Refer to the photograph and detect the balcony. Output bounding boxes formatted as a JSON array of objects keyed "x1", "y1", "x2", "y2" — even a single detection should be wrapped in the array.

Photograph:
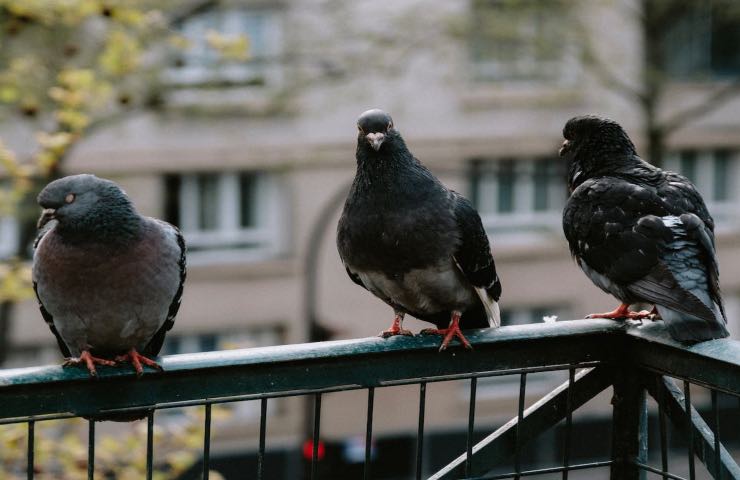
[{"x1": 1, "y1": 319, "x2": 738, "y2": 479}]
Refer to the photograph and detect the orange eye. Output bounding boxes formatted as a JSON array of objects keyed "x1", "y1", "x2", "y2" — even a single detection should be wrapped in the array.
[
  {"x1": 65, "y1": 193, "x2": 75, "y2": 204},
  {"x1": 358, "y1": 125, "x2": 365, "y2": 135}
]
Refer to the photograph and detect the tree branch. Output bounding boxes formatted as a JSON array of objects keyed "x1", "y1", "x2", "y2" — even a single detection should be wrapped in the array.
[
  {"x1": 580, "y1": 40, "x2": 646, "y2": 105},
  {"x1": 662, "y1": 80, "x2": 740, "y2": 135}
]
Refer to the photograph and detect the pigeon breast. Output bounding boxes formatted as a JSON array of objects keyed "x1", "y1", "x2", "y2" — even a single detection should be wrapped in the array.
[{"x1": 33, "y1": 218, "x2": 183, "y2": 357}]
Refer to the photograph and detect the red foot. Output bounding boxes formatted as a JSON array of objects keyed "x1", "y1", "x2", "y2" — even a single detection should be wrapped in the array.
[
  {"x1": 115, "y1": 348, "x2": 162, "y2": 376},
  {"x1": 379, "y1": 314, "x2": 413, "y2": 338},
  {"x1": 586, "y1": 303, "x2": 656, "y2": 320},
  {"x1": 64, "y1": 351, "x2": 116, "y2": 377},
  {"x1": 421, "y1": 311, "x2": 472, "y2": 352}
]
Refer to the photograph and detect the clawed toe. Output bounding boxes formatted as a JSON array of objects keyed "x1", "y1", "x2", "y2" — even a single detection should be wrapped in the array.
[
  {"x1": 379, "y1": 328, "x2": 413, "y2": 338},
  {"x1": 115, "y1": 349, "x2": 162, "y2": 376},
  {"x1": 64, "y1": 351, "x2": 116, "y2": 377}
]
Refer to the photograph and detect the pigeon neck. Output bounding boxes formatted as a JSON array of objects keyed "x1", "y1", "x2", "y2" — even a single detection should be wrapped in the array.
[
  {"x1": 57, "y1": 205, "x2": 143, "y2": 246},
  {"x1": 568, "y1": 144, "x2": 643, "y2": 190}
]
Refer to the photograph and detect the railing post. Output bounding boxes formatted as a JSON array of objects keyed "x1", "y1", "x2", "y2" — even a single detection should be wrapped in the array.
[{"x1": 610, "y1": 367, "x2": 647, "y2": 480}]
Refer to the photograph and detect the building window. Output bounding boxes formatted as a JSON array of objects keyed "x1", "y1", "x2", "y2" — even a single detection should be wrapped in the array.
[
  {"x1": 165, "y1": 171, "x2": 286, "y2": 262},
  {"x1": 663, "y1": 150, "x2": 739, "y2": 224},
  {"x1": 0, "y1": 216, "x2": 19, "y2": 259},
  {"x1": 472, "y1": 157, "x2": 567, "y2": 235},
  {"x1": 161, "y1": 326, "x2": 284, "y2": 356},
  {"x1": 661, "y1": 3, "x2": 740, "y2": 79},
  {"x1": 165, "y1": 7, "x2": 282, "y2": 86},
  {"x1": 469, "y1": 0, "x2": 578, "y2": 83}
]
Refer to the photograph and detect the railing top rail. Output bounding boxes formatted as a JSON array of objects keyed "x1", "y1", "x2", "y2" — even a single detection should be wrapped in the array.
[
  {"x1": 0, "y1": 319, "x2": 737, "y2": 423},
  {"x1": 627, "y1": 321, "x2": 740, "y2": 395},
  {"x1": 0, "y1": 319, "x2": 623, "y2": 388}
]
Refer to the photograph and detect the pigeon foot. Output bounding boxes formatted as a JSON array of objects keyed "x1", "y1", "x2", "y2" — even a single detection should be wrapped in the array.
[
  {"x1": 420, "y1": 311, "x2": 472, "y2": 352},
  {"x1": 586, "y1": 303, "x2": 656, "y2": 320},
  {"x1": 64, "y1": 351, "x2": 116, "y2": 377},
  {"x1": 115, "y1": 348, "x2": 162, "y2": 377},
  {"x1": 379, "y1": 313, "x2": 413, "y2": 338}
]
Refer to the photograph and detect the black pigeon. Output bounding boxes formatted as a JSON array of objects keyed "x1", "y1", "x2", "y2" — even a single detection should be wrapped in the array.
[
  {"x1": 32, "y1": 174, "x2": 186, "y2": 376},
  {"x1": 560, "y1": 115, "x2": 729, "y2": 343},
  {"x1": 337, "y1": 109, "x2": 501, "y2": 350}
]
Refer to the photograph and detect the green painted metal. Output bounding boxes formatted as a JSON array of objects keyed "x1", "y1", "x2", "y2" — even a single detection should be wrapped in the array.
[
  {"x1": 628, "y1": 322, "x2": 740, "y2": 396},
  {"x1": 1, "y1": 319, "x2": 739, "y2": 480},
  {"x1": 429, "y1": 366, "x2": 614, "y2": 480},
  {"x1": 610, "y1": 367, "x2": 647, "y2": 480},
  {"x1": 0, "y1": 320, "x2": 622, "y2": 423},
  {"x1": 645, "y1": 375, "x2": 740, "y2": 480}
]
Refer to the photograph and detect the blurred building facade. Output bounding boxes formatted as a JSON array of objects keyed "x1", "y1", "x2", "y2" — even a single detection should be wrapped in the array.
[{"x1": 3, "y1": 0, "x2": 740, "y2": 477}]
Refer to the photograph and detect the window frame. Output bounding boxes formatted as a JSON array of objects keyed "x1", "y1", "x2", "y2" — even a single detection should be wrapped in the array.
[
  {"x1": 173, "y1": 171, "x2": 287, "y2": 263},
  {"x1": 469, "y1": 0, "x2": 579, "y2": 84},
  {"x1": 473, "y1": 157, "x2": 567, "y2": 236},
  {"x1": 163, "y1": 7, "x2": 284, "y2": 87}
]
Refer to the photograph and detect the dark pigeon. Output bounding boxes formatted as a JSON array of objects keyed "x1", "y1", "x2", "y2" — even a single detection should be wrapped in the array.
[
  {"x1": 560, "y1": 115, "x2": 729, "y2": 343},
  {"x1": 337, "y1": 109, "x2": 502, "y2": 351},
  {"x1": 32, "y1": 174, "x2": 186, "y2": 377}
]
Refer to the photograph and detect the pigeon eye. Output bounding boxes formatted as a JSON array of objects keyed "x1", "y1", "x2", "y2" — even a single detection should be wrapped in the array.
[
  {"x1": 358, "y1": 125, "x2": 365, "y2": 135},
  {"x1": 65, "y1": 193, "x2": 75, "y2": 204},
  {"x1": 387, "y1": 122, "x2": 393, "y2": 131}
]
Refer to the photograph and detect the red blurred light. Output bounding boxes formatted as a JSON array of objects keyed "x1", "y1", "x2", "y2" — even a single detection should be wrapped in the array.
[{"x1": 302, "y1": 439, "x2": 326, "y2": 461}]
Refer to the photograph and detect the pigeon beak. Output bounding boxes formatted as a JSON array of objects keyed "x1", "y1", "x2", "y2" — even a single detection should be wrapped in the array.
[
  {"x1": 366, "y1": 132, "x2": 385, "y2": 151},
  {"x1": 37, "y1": 208, "x2": 56, "y2": 229},
  {"x1": 559, "y1": 140, "x2": 571, "y2": 157}
]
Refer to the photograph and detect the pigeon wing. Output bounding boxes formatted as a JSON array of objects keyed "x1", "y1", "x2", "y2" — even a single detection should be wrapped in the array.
[
  {"x1": 451, "y1": 192, "x2": 501, "y2": 326},
  {"x1": 565, "y1": 177, "x2": 727, "y2": 338},
  {"x1": 564, "y1": 177, "x2": 667, "y2": 285},
  {"x1": 32, "y1": 280, "x2": 71, "y2": 358},
  {"x1": 142, "y1": 221, "x2": 187, "y2": 357},
  {"x1": 32, "y1": 223, "x2": 72, "y2": 357}
]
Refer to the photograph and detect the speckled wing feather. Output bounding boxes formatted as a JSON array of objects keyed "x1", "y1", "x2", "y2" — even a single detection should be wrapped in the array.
[{"x1": 563, "y1": 170, "x2": 728, "y2": 341}]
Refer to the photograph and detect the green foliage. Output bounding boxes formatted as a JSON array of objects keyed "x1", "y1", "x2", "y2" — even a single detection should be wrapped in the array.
[{"x1": 0, "y1": 406, "x2": 230, "y2": 479}]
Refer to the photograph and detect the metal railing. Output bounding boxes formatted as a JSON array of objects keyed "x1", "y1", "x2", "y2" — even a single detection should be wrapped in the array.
[{"x1": 0, "y1": 319, "x2": 738, "y2": 479}]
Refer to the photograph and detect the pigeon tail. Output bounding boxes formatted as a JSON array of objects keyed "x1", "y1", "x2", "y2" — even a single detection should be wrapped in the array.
[
  {"x1": 473, "y1": 286, "x2": 500, "y2": 328},
  {"x1": 656, "y1": 304, "x2": 730, "y2": 343}
]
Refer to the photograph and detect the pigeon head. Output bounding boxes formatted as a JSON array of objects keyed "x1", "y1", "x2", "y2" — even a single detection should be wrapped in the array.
[
  {"x1": 37, "y1": 174, "x2": 141, "y2": 242},
  {"x1": 357, "y1": 109, "x2": 396, "y2": 153},
  {"x1": 559, "y1": 115, "x2": 638, "y2": 189}
]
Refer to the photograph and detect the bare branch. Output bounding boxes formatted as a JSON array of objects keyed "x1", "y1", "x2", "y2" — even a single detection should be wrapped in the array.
[
  {"x1": 662, "y1": 80, "x2": 740, "y2": 135},
  {"x1": 580, "y1": 40, "x2": 646, "y2": 104}
]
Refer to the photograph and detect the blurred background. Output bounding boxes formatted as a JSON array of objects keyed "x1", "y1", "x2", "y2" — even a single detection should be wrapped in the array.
[{"x1": 0, "y1": 0, "x2": 738, "y2": 478}]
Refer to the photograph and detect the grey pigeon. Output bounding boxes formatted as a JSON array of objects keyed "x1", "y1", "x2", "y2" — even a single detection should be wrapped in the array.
[
  {"x1": 337, "y1": 109, "x2": 501, "y2": 351},
  {"x1": 32, "y1": 174, "x2": 186, "y2": 376},
  {"x1": 560, "y1": 115, "x2": 729, "y2": 343}
]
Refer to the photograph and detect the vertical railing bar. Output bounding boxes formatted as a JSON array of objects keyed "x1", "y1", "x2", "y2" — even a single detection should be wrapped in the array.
[
  {"x1": 658, "y1": 376, "x2": 669, "y2": 479},
  {"x1": 514, "y1": 372, "x2": 527, "y2": 479},
  {"x1": 465, "y1": 377, "x2": 478, "y2": 477},
  {"x1": 311, "y1": 393, "x2": 322, "y2": 480},
  {"x1": 711, "y1": 390, "x2": 720, "y2": 480},
  {"x1": 203, "y1": 403, "x2": 212, "y2": 480},
  {"x1": 88, "y1": 420, "x2": 95, "y2": 480},
  {"x1": 257, "y1": 398, "x2": 268, "y2": 480},
  {"x1": 683, "y1": 381, "x2": 695, "y2": 480},
  {"x1": 27, "y1": 420, "x2": 34, "y2": 480},
  {"x1": 364, "y1": 387, "x2": 375, "y2": 480},
  {"x1": 563, "y1": 368, "x2": 575, "y2": 480},
  {"x1": 415, "y1": 382, "x2": 427, "y2": 480},
  {"x1": 146, "y1": 411, "x2": 154, "y2": 480}
]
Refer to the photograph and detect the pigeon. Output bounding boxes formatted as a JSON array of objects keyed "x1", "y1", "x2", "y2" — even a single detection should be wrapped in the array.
[
  {"x1": 32, "y1": 174, "x2": 186, "y2": 376},
  {"x1": 560, "y1": 115, "x2": 729, "y2": 343},
  {"x1": 337, "y1": 109, "x2": 501, "y2": 351}
]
